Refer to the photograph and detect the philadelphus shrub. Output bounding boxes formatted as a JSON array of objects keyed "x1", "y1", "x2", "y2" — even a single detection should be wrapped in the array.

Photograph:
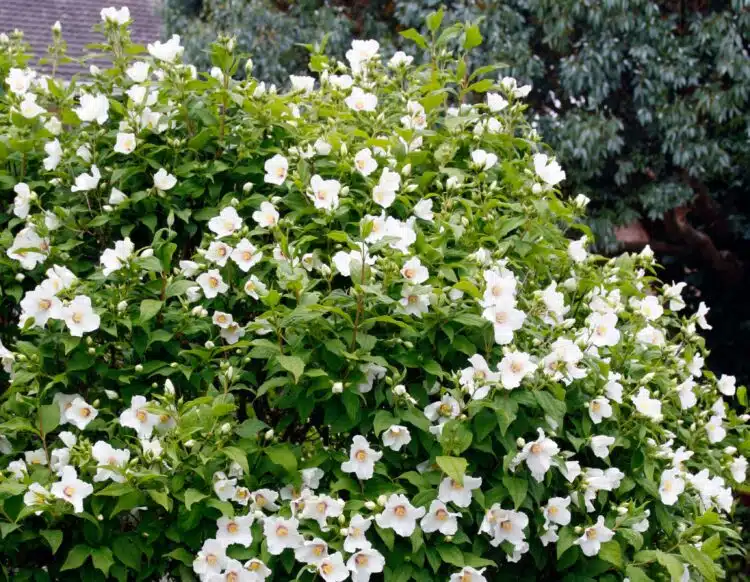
[{"x1": 0, "y1": 7, "x2": 748, "y2": 582}]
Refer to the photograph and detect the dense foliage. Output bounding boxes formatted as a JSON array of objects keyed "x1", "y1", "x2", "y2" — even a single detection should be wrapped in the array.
[
  {"x1": 164, "y1": 0, "x2": 750, "y2": 253},
  {"x1": 0, "y1": 7, "x2": 749, "y2": 582}
]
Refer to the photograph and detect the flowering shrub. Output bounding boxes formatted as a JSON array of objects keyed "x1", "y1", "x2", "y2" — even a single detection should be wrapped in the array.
[{"x1": 0, "y1": 8, "x2": 748, "y2": 582}]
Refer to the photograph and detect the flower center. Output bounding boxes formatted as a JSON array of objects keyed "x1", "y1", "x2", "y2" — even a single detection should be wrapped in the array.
[
  {"x1": 218, "y1": 246, "x2": 227, "y2": 256},
  {"x1": 436, "y1": 509, "x2": 448, "y2": 521},
  {"x1": 80, "y1": 407, "x2": 91, "y2": 417},
  {"x1": 72, "y1": 312, "x2": 83, "y2": 324},
  {"x1": 531, "y1": 443, "x2": 542, "y2": 455},
  {"x1": 586, "y1": 527, "x2": 597, "y2": 539},
  {"x1": 316, "y1": 501, "x2": 327, "y2": 513},
  {"x1": 276, "y1": 167, "x2": 285, "y2": 178},
  {"x1": 355, "y1": 554, "x2": 369, "y2": 566},
  {"x1": 495, "y1": 311, "x2": 508, "y2": 324},
  {"x1": 439, "y1": 403, "x2": 452, "y2": 416},
  {"x1": 404, "y1": 268, "x2": 415, "y2": 278},
  {"x1": 248, "y1": 562, "x2": 260, "y2": 571},
  {"x1": 136, "y1": 410, "x2": 148, "y2": 423},
  {"x1": 227, "y1": 522, "x2": 239, "y2": 534},
  {"x1": 63, "y1": 486, "x2": 75, "y2": 497},
  {"x1": 394, "y1": 505, "x2": 407, "y2": 517},
  {"x1": 510, "y1": 361, "x2": 523, "y2": 373},
  {"x1": 313, "y1": 545, "x2": 325, "y2": 556},
  {"x1": 549, "y1": 506, "x2": 558, "y2": 515},
  {"x1": 355, "y1": 450, "x2": 367, "y2": 462},
  {"x1": 408, "y1": 295, "x2": 418, "y2": 304},
  {"x1": 501, "y1": 520, "x2": 513, "y2": 531},
  {"x1": 321, "y1": 563, "x2": 334, "y2": 575},
  {"x1": 591, "y1": 401, "x2": 601, "y2": 412},
  {"x1": 39, "y1": 299, "x2": 52, "y2": 310},
  {"x1": 227, "y1": 572, "x2": 238, "y2": 582},
  {"x1": 206, "y1": 554, "x2": 218, "y2": 566},
  {"x1": 276, "y1": 525, "x2": 288, "y2": 537},
  {"x1": 242, "y1": 251, "x2": 252, "y2": 261},
  {"x1": 255, "y1": 495, "x2": 266, "y2": 506}
]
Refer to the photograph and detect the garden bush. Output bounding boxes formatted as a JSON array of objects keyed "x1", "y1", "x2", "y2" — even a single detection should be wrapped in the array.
[{"x1": 0, "y1": 7, "x2": 748, "y2": 582}]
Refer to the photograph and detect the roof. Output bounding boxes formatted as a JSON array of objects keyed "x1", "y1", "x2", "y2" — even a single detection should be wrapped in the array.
[{"x1": 0, "y1": 0, "x2": 163, "y2": 77}]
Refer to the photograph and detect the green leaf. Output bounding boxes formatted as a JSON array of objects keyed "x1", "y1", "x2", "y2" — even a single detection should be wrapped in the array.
[
  {"x1": 91, "y1": 547, "x2": 115, "y2": 576},
  {"x1": 165, "y1": 280, "x2": 198, "y2": 298},
  {"x1": 426, "y1": 8, "x2": 444, "y2": 33},
  {"x1": 61, "y1": 544, "x2": 91, "y2": 571},
  {"x1": 39, "y1": 404, "x2": 60, "y2": 434},
  {"x1": 625, "y1": 565, "x2": 654, "y2": 582},
  {"x1": 265, "y1": 444, "x2": 298, "y2": 473},
  {"x1": 222, "y1": 446, "x2": 250, "y2": 474},
  {"x1": 146, "y1": 488, "x2": 172, "y2": 512},
  {"x1": 166, "y1": 547, "x2": 194, "y2": 566},
  {"x1": 453, "y1": 280, "x2": 481, "y2": 299},
  {"x1": 495, "y1": 399, "x2": 518, "y2": 435},
  {"x1": 184, "y1": 488, "x2": 208, "y2": 511},
  {"x1": 139, "y1": 299, "x2": 163, "y2": 323},
  {"x1": 113, "y1": 537, "x2": 141, "y2": 570},
  {"x1": 400, "y1": 29, "x2": 428, "y2": 49},
  {"x1": 598, "y1": 540, "x2": 623, "y2": 569},
  {"x1": 373, "y1": 410, "x2": 398, "y2": 435},
  {"x1": 439, "y1": 420, "x2": 473, "y2": 454},
  {"x1": 556, "y1": 526, "x2": 577, "y2": 560},
  {"x1": 502, "y1": 474, "x2": 527, "y2": 509},
  {"x1": 277, "y1": 355, "x2": 305, "y2": 383},
  {"x1": 679, "y1": 545, "x2": 715, "y2": 582},
  {"x1": 435, "y1": 456, "x2": 467, "y2": 485},
  {"x1": 41, "y1": 530, "x2": 63, "y2": 554},
  {"x1": 463, "y1": 24, "x2": 483, "y2": 50},
  {"x1": 436, "y1": 544, "x2": 463, "y2": 567}
]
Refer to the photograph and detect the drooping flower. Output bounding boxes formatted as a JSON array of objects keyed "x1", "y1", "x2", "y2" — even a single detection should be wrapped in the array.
[{"x1": 375, "y1": 493, "x2": 425, "y2": 536}]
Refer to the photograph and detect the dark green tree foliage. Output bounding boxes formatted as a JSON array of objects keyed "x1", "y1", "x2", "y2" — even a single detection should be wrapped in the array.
[{"x1": 165, "y1": 0, "x2": 750, "y2": 255}]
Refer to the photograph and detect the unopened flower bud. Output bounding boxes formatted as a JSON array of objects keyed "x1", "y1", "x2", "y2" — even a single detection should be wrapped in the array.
[
  {"x1": 220, "y1": 423, "x2": 231, "y2": 434},
  {"x1": 364, "y1": 501, "x2": 377, "y2": 510},
  {"x1": 52, "y1": 21, "x2": 62, "y2": 33},
  {"x1": 15, "y1": 273, "x2": 24, "y2": 282},
  {"x1": 88, "y1": 347, "x2": 95, "y2": 355},
  {"x1": 516, "y1": 437, "x2": 525, "y2": 447},
  {"x1": 230, "y1": 197, "x2": 239, "y2": 207},
  {"x1": 339, "y1": 527, "x2": 348, "y2": 536},
  {"x1": 393, "y1": 384, "x2": 406, "y2": 396},
  {"x1": 377, "y1": 495, "x2": 387, "y2": 507},
  {"x1": 617, "y1": 506, "x2": 628, "y2": 515},
  {"x1": 165, "y1": 379, "x2": 175, "y2": 395},
  {"x1": 338, "y1": 514, "x2": 346, "y2": 524},
  {"x1": 185, "y1": 439, "x2": 195, "y2": 448},
  {"x1": 141, "y1": 248, "x2": 154, "y2": 258},
  {"x1": 264, "y1": 429, "x2": 275, "y2": 440},
  {"x1": 243, "y1": 182, "x2": 253, "y2": 193},
  {"x1": 574, "y1": 526, "x2": 583, "y2": 534},
  {"x1": 117, "y1": 300, "x2": 128, "y2": 312},
  {"x1": 332, "y1": 382, "x2": 344, "y2": 394},
  {"x1": 205, "y1": 341, "x2": 215, "y2": 349},
  {"x1": 135, "y1": 364, "x2": 144, "y2": 372}
]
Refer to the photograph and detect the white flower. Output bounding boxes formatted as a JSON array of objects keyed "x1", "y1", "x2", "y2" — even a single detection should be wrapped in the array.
[
  {"x1": 501, "y1": 76, "x2": 532, "y2": 98},
  {"x1": 381, "y1": 424, "x2": 411, "y2": 451},
  {"x1": 471, "y1": 149, "x2": 498, "y2": 171},
  {"x1": 717, "y1": 374, "x2": 736, "y2": 396},
  {"x1": 112, "y1": 131, "x2": 137, "y2": 156},
  {"x1": 676, "y1": 378, "x2": 697, "y2": 410},
  {"x1": 421, "y1": 499, "x2": 459, "y2": 535},
  {"x1": 424, "y1": 394, "x2": 461, "y2": 424},
  {"x1": 638, "y1": 295, "x2": 664, "y2": 321},
  {"x1": 706, "y1": 415, "x2": 726, "y2": 444},
  {"x1": 75, "y1": 93, "x2": 109, "y2": 124},
  {"x1": 126, "y1": 61, "x2": 150, "y2": 82},
  {"x1": 342, "y1": 435, "x2": 382, "y2": 480},
  {"x1": 43, "y1": 139, "x2": 63, "y2": 171},
  {"x1": 301, "y1": 494, "x2": 345, "y2": 531},
  {"x1": 413, "y1": 198, "x2": 434, "y2": 222},
  {"x1": 590, "y1": 435, "x2": 615, "y2": 459},
  {"x1": 263, "y1": 154, "x2": 288, "y2": 185},
  {"x1": 517, "y1": 429, "x2": 559, "y2": 481},
  {"x1": 212, "y1": 311, "x2": 233, "y2": 329},
  {"x1": 659, "y1": 468, "x2": 685, "y2": 505},
  {"x1": 243, "y1": 275, "x2": 267, "y2": 300},
  {"x1": 401, "y1": 100, "x2": 427, "y2": 130},
  {"x1": 193, "y1": 539, "x2": 227, "y2": 577},
  {"x1": 229, "y1": 239, "x2": 262, "y2": 272},
  {"x1": 264, "y1": 516, "x2": 304, "y2": 554},
  {"x1": 400, "y1": 256, "x2": 429, "y2": 284},
  {"x1": 64, "y1": 397, "x2": 97, "y2": 430},
  {"x1": 449, "y1": 567, "x2": 487, "y2": 582},
  {"x1": 533, "y1": 153, "x2": 566, "y2": 186},
  {"x1": 309, "y1": 175, "x2": 341, "y2": 211},
  {"x1": 482, "y1": 299, "x2": 526, "y2": 345},
  {"x1": 19, "y1": 284, "x2": 62, "y2": 328},
  {"x1": 250, "y1": 488, "x2": 280, "y2": 512},
  {"x1": 346, "y1": 548, "x2": 384, "y2": 582},
  {"x1": 344, "y1": 514, "x2": 372, "y2": 552},
  {"x1": 208, "y1": 207, "x2": 243, "y2": 238},
  {"x1": 695, "y1": 301, "x2": 712, "y2": 329},
  {"x1": 346, "y1": 39, "x2": 380, "y2": 72},
  {"x1": 294, "y1": 537, "x2": 329, "y2": 565},
  {"x1": 543, "y1": 496, "x2": 571, "y2": 526},
  {"x1": 329, "y1": 74, "x2": 354, "y2": 90},
  {"x1": 631, "y1": 388, "x2": 663, "y2": 421},
  {"x1": 119, "y1": 395, "x2": 159, "y2": 438},
  {"x1": 317, "y1": 552, "x2": 348, "y2": 582},
  {"x1": 244, "y1": 559, "x2": 271, "y2": 580},
  {"x1": 148, "y1": 35, "x2": 184, "y2": 63},
  {"x1": 388, "y1": 51, "x2": 413, "y2": 67},
  {"x1": 636, "y1": 325, "x2": 665, "y2": 346},
  {"x1": 216, "y1": 515, "x2": 254, "y2": 547},
  {"x1": 252, "y1": 201, "x2": 280, "y2": 228},
  {"x1": 19, "y1": 93, "x2": 45, "y2": 119},
  {"x1": 51, "y1": 466, "x2": 93, "y2": 513},
  {"x1": 588, "y1": 397, "x2": 613, "y2": 424},
  {"x1": 92, "y1": 441, "x2": 129, "y2": 482},
  {"x1": 487, "y1": 92, "x2": 508, "y2": 112},
  {"x1": 482, "y1": 268, "x2": 517, "y2": 305},
  {"x1": 664, "y1": 281, "x2": 687, "y2": 311},
  {"x1": 6, "y1": 68, "x2": 33, "y2": 95},
  {"x1": 437, "y1": 475, "x2": 482, "y2": 508},
  {"x1": 568, "y1": 236, "x2": 588, "y2": 262},
  {"x1": 24, "y1": 483, "x2": 51, "y2": 514},
  {"x1": 108, "y1": 187, "x2": 128, "y2": 205},
  {"x1": 7, "y1": 227, "x2": 49, "y2": 270},
  {"x1": 71, "y1": 165, "x2": 101, "y2": 192},
  {"x1": 345, "y1": 87, "x2": 378, "y2": 112},
  {"x1": 61, "y1": 295, "x2": 100, "y2": 337},
  {"x1": 575, "y1": 516, "x2": 614, "y2": 557},
  {"x1": 206, "y1": 241, "x2": 233, "y2": 266},
  {"x1": 479, "y1": 505, "x2": 528, "y2": 548},
  {"x1": 289, "y1": 74, "x2": 315, "y2": 93},
  {"x1": 498, "y1": 351, "x2": 535, "y2": 390},
  {"x1": 375, "y1": 493, "x2": 425, "y2": 536},
  {"x1": 12, "y1": 183, "x2": 34, "y2": 218},
  {"x1": 398, "y1": 285, "x2": 432, "y2": 318},
  {"x1": 730, "y1": 456, "x2": 747, "y2": 483},
  {"x1": 354, "y1": 148, "x2": 378, "y2": 176},
  {"x1": 196, "y1": 270, "x2": 229, "y2": 299},
  {"x1": 101, "y1": 6, "x2": 130, "y2": 24},
  {"x1": 587, "y1": 312, "x2": 620, "y2": 347},
  {"x1": 153, "y1": 168, "x2": 177, "y2": 191},
  {"x1": 100, "y1": 237, "x2": 135, "y2": 276}
]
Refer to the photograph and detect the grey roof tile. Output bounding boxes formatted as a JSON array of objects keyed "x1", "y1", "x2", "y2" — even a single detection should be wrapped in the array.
[{"x1": 0, "y1": 0, "x2": 163, "y2": 77}]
